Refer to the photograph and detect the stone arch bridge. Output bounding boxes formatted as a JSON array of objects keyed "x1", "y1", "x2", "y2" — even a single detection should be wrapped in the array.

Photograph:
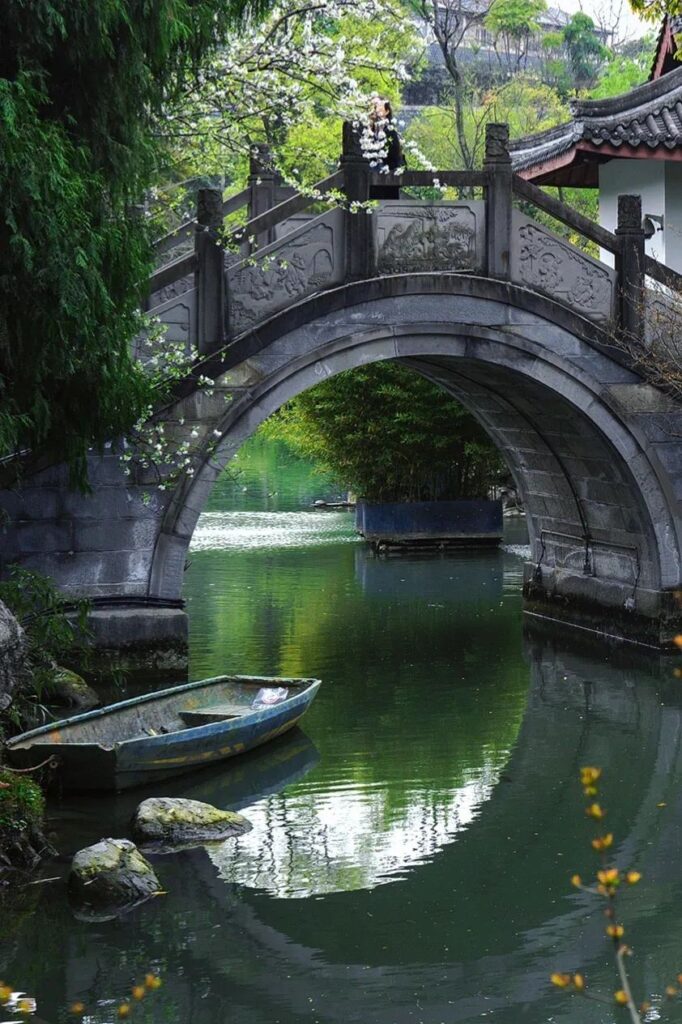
[{"x1": 3, "y1": 123, "x2": 682, "y2": 656}]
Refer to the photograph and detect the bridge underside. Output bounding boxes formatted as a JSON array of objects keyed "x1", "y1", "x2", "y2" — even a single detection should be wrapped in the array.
[{"x1": 3, "y1": 278, "x2": 682, "y2": 657}]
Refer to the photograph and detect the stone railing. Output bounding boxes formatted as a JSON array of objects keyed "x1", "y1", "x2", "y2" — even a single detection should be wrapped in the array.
[{"x1": 144, "y1": 122, "x2": 666, "y2": 357}]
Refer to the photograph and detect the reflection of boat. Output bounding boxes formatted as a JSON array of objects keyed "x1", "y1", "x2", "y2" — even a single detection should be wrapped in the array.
[
  {"x1": 51, "y1": 729, "x2": 320, "y2": 854},
  {"x1": 7, "y1": 675, "x2": 321, "y2": 791}
]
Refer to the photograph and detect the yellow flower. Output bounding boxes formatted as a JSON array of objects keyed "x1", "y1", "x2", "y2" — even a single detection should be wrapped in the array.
[
  {"x1": 550, "y1": 973, "x2": 572, "y2": 988},
  {"x1": 614, "y1": 990, "x2": 628, "y2": 1005},
  {"x1": 132, "y1": 986, "x2": 145, "y2": 1001},
  {"x1": 573, "y1": 974, "x2": 585, "y2": 991},
  {"x1": 118, "y1": 1004, "x2": 130, "y2": 1018},
  {"x1": 580, "y1": 767, "x2": 602, "y2": 785},
  {"x1": 0, "y1": 985, "x2": 12, "y2": 1004},
  {"x1": 626, "y1": 871, "x2": 641, "y2": 885},
  {"x1": 586, "y1": 803, "x2": 605, "y2": 820},
  {"x1": 570, "y1": 874, "x2": 582, "y2": 888},
  {"x1": 597, "y1": 868, "x2": 619, "y2": 887},
  {"x1": 583, "y1": 786, "x2": 598, "y2": 796},
  {"x1": 666, "y1": 986, "x2": 678, "y2": 997},
  {"x1": 69, "y1": 1003, "x2": 85, "y2": 1015},
  {"x1": 606, "y1": 924, "x2": 625, "y2": 939},
  {"x1": 673, "y1": 635, "x2": 682, "y2": 649},
  {"x1": 592, "y1": 834, "x2": 614, "y2": 851}
]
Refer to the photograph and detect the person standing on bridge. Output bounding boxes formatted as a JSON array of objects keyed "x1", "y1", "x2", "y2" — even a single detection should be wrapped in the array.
[{"x1": 369, "y1": 97, "x2": 404, "y2": 199}]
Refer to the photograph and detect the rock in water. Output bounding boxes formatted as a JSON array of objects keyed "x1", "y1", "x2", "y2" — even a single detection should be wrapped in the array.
[
  {"x1": 48, "y1": 667, "x2": 100, "y2": 709},
  {"x1": 132, "y1": 797, "x2": 252, "y2": 850},
  {"x1": 69, "y1": 838, "x2": 161, "y2": 911}
]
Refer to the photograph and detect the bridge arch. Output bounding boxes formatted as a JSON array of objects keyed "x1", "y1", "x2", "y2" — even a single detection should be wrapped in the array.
[{"x1": 149, "y1": 276, "x2": 682, "y2": 644}]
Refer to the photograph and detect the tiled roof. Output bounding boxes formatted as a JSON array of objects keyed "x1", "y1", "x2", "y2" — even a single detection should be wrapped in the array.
[{"x1": 510, "y1": 65, "x2": 682, "y2": 174}]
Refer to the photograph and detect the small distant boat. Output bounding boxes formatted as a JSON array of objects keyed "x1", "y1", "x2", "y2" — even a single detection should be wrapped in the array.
[{"x1": 6, "y1": 675, "x2": 321, "y2": 791}]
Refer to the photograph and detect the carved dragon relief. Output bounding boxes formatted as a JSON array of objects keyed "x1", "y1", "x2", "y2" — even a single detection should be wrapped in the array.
[
  {"x1": 514, "y1": 220, "x2": 615, "y2": 322},
  {"x1": 228, "y1": 218, "x2": 341, "y2": 334},
  {"x1": 377, "y1": 205, "x2": 480, "y2": 273}
]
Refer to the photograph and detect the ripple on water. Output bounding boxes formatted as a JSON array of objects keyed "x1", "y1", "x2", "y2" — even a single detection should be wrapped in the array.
[{"x1": 190, "y1": 510, "x2": 359, "y2": 551}]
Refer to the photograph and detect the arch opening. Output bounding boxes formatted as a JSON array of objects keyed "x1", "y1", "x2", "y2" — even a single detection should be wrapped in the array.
[{"x1": 152, "y1": 287, "x2": 676, "y2": 647}]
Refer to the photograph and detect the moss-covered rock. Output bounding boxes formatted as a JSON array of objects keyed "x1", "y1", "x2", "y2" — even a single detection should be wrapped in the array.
[
  {"x1": 132, "y1": 797, "x2": 252, "y2": 852},
  {"x1": 0, "y1": 601, "x2": 27, "y2": 710},
  {"x1": 47, "y1": 667, "x2": 99, "y2": 710},
  {"x1": 0, "y1": 768, "x2": 50, "y2": 868},
  {"x1": 69, "y1": 838, "x2": 161, "y2": 913}
]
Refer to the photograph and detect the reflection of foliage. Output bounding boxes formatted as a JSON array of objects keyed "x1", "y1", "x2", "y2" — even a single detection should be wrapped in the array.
[{"x1": 261, "y1": 364, "x2": 505, "y2": 502}]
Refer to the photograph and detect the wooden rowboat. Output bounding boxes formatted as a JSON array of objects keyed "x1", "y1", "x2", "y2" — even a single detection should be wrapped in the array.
[{"x1": 6, "y1": 674, "x2": 321, "y2": 791}]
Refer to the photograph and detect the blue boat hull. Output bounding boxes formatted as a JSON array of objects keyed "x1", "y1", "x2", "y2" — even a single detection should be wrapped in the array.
[{"x1": 6, "y1": 676, "x2": 321, "y2": 791}]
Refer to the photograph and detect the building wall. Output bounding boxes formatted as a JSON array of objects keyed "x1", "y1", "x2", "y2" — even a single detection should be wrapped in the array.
[
  {"x1": 599, "y1": 159, "x2": 667, "y2": 267},
  {"x1": 665, "y1": 162, "x2": 682, "y2": 271}
]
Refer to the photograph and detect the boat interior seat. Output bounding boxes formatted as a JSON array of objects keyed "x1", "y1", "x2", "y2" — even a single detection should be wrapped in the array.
[{"x1": 179, "y1": 704, "x2": 248, "y2": 727}]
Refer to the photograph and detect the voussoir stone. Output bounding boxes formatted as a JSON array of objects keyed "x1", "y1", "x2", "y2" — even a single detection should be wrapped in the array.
[
  {"x1": 69, "y1": 838, "x2": 161, "y2": 909},
  {"x1": 132, "y1": 797, "x2": 252, "y2": 849}
]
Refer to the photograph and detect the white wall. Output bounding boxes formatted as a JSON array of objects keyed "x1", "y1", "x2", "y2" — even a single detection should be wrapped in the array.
[
  {"x1": 598, "y1": 159, "x2": 666, "y2": 267},
  {"x1": 665, "y1": 163, "x2": 682, "y2": 272}
]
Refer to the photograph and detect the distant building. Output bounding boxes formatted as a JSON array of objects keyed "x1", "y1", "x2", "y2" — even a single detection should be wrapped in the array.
[
  {"x1": 510, "y1": 17, "x2": 682, "y2": 270},
  {"x1": 404, "y1": 1, "x2": 611, "y2": 105}
]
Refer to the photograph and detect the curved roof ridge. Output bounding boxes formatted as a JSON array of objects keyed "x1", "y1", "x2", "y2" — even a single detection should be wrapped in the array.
[{"x1": 568, "y1": 64, "x2": 682, "y2": 120}]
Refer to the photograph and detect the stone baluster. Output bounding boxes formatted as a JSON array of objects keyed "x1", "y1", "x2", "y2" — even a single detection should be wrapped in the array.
[
  {"x1": 247, "y1": 143, "x2": 278, "y2": 253},
  {"x1": 195, "y1": 187, "x2": 225, "y2": 356},
  {"x1": 341, "y1": 121, "x2": 376, "y2": 281},
  {"x1": 484, "y1": 123, "x2": 512, "y2": 281},
  {"x1": 615, "y1": 193, "x2": 646, "y2": 342}
]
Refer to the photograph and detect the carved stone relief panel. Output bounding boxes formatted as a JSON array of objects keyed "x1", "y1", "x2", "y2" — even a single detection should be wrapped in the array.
[
  {"x1": 645, "y1": 287, "x2": 682, "y2": 356},
  {"x1": 134, "y1": 291, "x2": 196, "y2": 365},
  {"x1": 512, "y1": 213, "x2": 616, "y2": 324},
  {"x1": 148, "y1": 274, "x2": 195, "y2": 311},
  {"x1": 227, "y1": 209, "x2": 344, "y2": 335},
  {"x1": 376, "y1": 201, "x2": 485, "y2": 274}
]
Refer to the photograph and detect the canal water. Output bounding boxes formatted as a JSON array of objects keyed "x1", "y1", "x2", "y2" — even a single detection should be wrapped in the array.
[{"x1": 5, "y1": 439, "x2": 682, "y2": 1023}]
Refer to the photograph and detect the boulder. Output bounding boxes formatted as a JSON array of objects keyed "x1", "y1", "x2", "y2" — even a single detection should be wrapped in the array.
[
  {"x1": 69, "y1": 838, "x2": 161, "y2": 911},
  {"x1": 0, "y1": 600, "x2": 27, "y2": 707},
  {"x1": 132, "y1": 797, "x2": 252, "y2": 851},
  {"x1": 48, "y1": 667, "x2": 99, "y2": 710}
]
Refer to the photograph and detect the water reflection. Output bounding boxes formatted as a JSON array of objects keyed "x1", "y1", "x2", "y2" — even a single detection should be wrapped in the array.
[
  {"x1": 6, "y1": 633, "x2": 682, "y2": 1024},
  {"x1": 7, "y1": 441, "x2": 682, "y2": 1024}
]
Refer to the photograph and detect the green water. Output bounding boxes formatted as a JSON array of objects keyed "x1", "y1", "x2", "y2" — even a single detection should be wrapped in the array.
[{"x1": 5, "y1": 438, "x2": 682, "y2": 1024}]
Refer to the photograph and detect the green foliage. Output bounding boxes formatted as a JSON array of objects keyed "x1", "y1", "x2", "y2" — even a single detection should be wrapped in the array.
[
  {"x1": 0, "y1": 567, "x2": 90, "y2": 729},
  {"x1": 485, "y1": 0, "x2": 547, "y2": 39},
  {"x1": 406, "y1": 78, "x2": 569, "y2": 170},
  {"x1": 0, "y1": 770, "x2": 44, "y2": 835},
  {"x1": 0, "y1": 0, "x2": 274, "y2": 486},
  {"x1": 591, "y1": 51, "x2": 650, "y2": 99},
  {"x1": 261, "y1": 364, "x2": 505, "y2": 502},
  {"x1": 562, "y1": 13, "x2": 609, "y2": 90}
]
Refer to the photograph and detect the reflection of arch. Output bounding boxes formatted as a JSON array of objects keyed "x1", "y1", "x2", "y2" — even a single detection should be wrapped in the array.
[
  {"x1": 151, "y1": 277, "x2": 681, "y2": 642},
  {"x1": 17, "y1": 634, "x2": 682, "y2": 1024}
]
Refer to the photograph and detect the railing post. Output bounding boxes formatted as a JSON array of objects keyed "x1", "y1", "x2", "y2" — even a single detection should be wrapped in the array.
[
  {"x1": 340, "y1": 121, "x2": 376, "y2": 281},
  {"x1": 615, "y1": 194, "x2": 645, "y2": 341},
  {"x1": 195, "y1": 187, "x2": 225, "y2": 356},
  {"x1": 484, "y1": 123, "x2": 512, "y2": 281},
  {"x1": 247, "y1": 143, "x2": 278, "y2": 252}
]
